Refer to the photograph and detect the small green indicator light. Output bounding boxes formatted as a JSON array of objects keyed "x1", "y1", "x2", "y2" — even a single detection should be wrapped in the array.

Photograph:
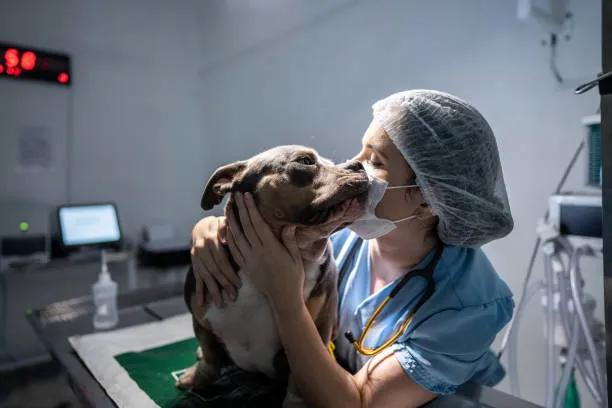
[{"x1": 20, "y1": 221, "x2": 29, "y2": 232}]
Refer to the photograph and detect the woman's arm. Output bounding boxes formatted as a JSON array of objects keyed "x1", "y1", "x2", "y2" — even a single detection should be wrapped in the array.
[
  {"x1": 272, "y1": 288, "x2": 362, "y2": 407},
  {"x1": 228, "y1": 192, "x2": 437, "y2": 408},
  {"x1": 271, "y1": 291, "x2": 436, "y2": 408}
]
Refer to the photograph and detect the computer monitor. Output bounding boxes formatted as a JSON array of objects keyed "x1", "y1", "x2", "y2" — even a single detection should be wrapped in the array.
[{"x1": 57, "y1": 203, "x2": 122, "y2": 249}]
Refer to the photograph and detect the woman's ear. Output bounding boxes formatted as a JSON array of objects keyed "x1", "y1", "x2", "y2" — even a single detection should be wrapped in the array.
[
  {"x1": 419, "y1": 206, "x2": 435, "y2": 220},
  {"x1": 417, "y1": 202, "x2": 434, "y2": 219},
  {"x1": 405, "y1": 189, "x2": 433, "y2": 219},
  {"x1": 403, "y1": 188, "x2": 426, "y2": 206}
]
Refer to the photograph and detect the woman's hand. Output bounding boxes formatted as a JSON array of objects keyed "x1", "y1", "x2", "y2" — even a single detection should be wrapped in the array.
[
  {"x1": 191, "y1": 216, "x2": 241, "y2": 308},
  {"x1": 226, "y1": 192, "x2": 304, "y2": 304}
]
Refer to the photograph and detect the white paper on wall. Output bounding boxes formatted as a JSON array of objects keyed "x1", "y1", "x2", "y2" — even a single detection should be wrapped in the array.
[{"x1": 16, "y1": 125, "x2": 54, "y2": 172}]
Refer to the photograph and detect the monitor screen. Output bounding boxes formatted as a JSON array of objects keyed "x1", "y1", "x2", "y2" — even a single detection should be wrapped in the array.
[
  {"x1": 559, "y1": 204, "x2": 602, "y2": 238},
  {"x1": 58, "y1": 204, "x2": 121, "y2": 247}
]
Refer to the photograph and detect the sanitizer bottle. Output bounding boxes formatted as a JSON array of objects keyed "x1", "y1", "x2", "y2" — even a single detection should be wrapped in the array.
[{"x1": 93, "y1": 250, "x2": 119, "y2": 330}]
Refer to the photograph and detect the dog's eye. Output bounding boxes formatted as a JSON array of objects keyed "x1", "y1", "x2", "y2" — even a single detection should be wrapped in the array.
[{"x1": 295, "y1": 156, "x2": 316, "y2": 166}]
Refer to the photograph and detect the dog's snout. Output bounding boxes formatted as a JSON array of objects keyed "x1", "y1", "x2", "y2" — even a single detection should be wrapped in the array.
[{"x1": 340, "y1": 160, "x2": 364, "y2": 173}]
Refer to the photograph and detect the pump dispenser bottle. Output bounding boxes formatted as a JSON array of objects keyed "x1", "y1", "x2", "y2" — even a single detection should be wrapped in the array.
[{"x1": 93, "y1": 250, "x2": 119, "y2": 330}]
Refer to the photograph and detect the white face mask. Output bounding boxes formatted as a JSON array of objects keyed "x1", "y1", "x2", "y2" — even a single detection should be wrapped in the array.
[{"x1": 348, "y1": 164, "x2": 419, "y2": 240}]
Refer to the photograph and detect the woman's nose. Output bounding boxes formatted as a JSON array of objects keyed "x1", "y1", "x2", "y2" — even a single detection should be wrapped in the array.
[{"x1": 350, "y1": 152, "x2": 363, "y2": 162}]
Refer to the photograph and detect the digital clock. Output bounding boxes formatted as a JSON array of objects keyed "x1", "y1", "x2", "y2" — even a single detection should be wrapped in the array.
[{"x1": 0, "y1": 42, "x2": 71, "y2": 86}]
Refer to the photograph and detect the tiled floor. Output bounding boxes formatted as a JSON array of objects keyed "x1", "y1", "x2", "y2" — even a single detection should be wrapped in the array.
[{"x1": 0, "y1": 362, "x2": 82, "y2": 408}]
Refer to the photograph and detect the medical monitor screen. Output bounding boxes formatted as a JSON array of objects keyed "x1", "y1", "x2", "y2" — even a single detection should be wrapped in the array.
[
  {"x1": 559, "y1": 204, "x2": 602, "y2": 239},
  {"x1": 58, "y1": 204, "x2": 121, "y2": 247}
]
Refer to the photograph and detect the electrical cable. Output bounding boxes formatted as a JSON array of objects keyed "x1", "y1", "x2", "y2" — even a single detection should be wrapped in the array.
[
  {"x1": 552, "y1": 247, "x2": 580, "y2": 408},
  {"x1": 544, "y1": 249, "x2": 556, "y2": 408},
  {"x1": 554, "y1": 314, "x2": 580, "y2": 408},
  {"x1": 576, "y1": 356, "x2": 604, "y2": 406},
  {"x1": 569, "y1": 248, "x2": 606, "y2": 404},
  {"x1": 549, "y1": 33, "x2": 563, "y2": 83},
  {"x1": 498, "y1": 140, "x2": 584, "y2": 361},
  {"x1": 569, "y1": 248, "x2": 605, "y2": 395},
  {"x1": 552, "y1": 243, "x2": 604, "y2": 406},
  {"x1": 586, "y1": 355, "x2": 606, "y2": 401},
  {"x1": 507, "y1": 282, "x2": 545, "y2": 396},
  {"x1": 556, "y1": 249, "x2": 604, "y2": 405},
  {"x1": 553, "y1": 250, "x2": 574, "y2": 355}
]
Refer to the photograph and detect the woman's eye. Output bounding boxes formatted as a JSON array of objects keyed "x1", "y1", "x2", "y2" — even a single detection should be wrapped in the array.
[
  {"x1": 296, "y1": 156, "x2": 315, "y2": 166},
  {"x1": 366, "y1": 160, "x2": 383, "y2": 168}
]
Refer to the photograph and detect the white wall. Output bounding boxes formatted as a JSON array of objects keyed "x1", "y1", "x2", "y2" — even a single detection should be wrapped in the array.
[
  {"x1": 0, "y1": 0, "x2": 603, "y2": 405},
  {"x1": 0, "y1": 0, "x2": 208, "y2": 238}
]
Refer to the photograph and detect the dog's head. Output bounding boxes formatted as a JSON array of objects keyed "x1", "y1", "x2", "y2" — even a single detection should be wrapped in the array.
[{"x1": 201, "y1": 145, "x2": 368, "y2": 256}]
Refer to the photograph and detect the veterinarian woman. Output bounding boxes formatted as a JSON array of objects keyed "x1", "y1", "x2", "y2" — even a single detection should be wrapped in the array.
[{"x1": 190, "y1": 89, "x2": 515, "y2": 407}]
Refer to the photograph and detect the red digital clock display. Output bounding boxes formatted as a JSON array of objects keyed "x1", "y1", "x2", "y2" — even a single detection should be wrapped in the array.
[{"x1": 0, "y1": 42, "x2": 71, "y2": 86}]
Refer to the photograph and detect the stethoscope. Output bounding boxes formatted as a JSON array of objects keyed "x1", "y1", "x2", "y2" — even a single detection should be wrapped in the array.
[{"x1": 340, "y1": 239, "x2": 444, "y2": 357}]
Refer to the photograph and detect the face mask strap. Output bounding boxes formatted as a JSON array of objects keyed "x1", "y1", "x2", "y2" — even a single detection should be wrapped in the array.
[{"x1": 392, "y1": 215, "x2": 419, "y2": 224}]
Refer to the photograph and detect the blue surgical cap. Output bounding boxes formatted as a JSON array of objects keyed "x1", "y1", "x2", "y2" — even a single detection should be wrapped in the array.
[{"x1": 372, "y1": 89, "x2": 514, "y2": 247}]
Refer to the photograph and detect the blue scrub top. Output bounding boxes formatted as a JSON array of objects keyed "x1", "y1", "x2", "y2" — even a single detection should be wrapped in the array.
[{"x1": 330, "y1": 229, "x2": 514, "y2": 395}]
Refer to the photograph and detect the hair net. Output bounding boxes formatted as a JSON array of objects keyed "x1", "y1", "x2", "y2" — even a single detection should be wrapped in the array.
[{"x1": 371, "y1": 89, "x2": 513, "y2": 247}]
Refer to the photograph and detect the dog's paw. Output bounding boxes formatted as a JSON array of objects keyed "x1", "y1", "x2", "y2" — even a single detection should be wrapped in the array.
[
  {"x1": 177, "y1": 362, "x2": 219, "y2": 392},
  {"x1": 175, "y1": 365, "x2": 197, "y2": 390}
]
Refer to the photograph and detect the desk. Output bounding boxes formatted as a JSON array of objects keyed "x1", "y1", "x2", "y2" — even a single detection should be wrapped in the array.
[
  {"x1": 0, "y1": 255, "x2": 187, "y2": 370},
  {"x1": 27, "y1": 283, "x2": 541, "y2": 408}
]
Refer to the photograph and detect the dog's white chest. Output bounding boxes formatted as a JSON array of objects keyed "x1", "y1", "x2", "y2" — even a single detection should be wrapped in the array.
[{"x1": 204, "y1": 263, "x2": 319, "y2": 377}]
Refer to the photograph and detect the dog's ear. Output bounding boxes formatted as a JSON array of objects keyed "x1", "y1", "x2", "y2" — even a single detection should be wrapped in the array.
[{"x1": 201, "y1": 161, "x2": 247, "y2": 210}]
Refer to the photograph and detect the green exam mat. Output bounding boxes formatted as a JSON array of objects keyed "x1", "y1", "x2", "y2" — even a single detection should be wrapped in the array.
[
  {"x1": 69, "y1": 313, "x2": 197, "y2": 407},
  {"x1": 69, "y1": 313, "x2": 288, "y2": 408},
  {"x1": 114, "y1": 336, "x2": 199, "y2": 407}
]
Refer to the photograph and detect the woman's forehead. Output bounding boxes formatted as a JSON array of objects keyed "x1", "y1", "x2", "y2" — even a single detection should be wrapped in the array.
[
  {"x1": 362, "y1": 121, "x2": 392, "y2": 148},
  {"x1": 362, "y1": 120, "x2": 413, "y2": 174}
]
